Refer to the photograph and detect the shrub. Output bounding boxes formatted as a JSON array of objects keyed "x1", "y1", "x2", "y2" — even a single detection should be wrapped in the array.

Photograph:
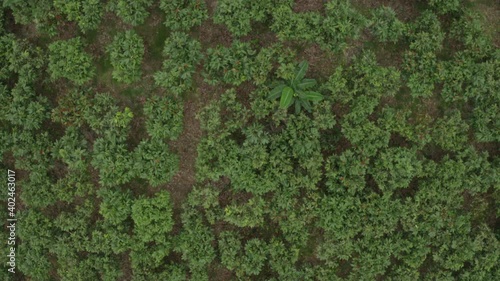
[
  {"x1": 0, "y1": 83, "x2": 48, "y2": 131},
  {"x1": 98, "y1": 187, "x2": 133, "y2": 226},
  {"x1": 3, "y1": 0, "x2": 56, "y2": 35},
  {"x1": 52, "y1": 126, "x2": 88, "y2": 172},
  {"x1": 432, "y1": 110, "x2": 469, "y2": 151},
  {"x1": 91, "y1": 136, "x2": 134, "y2": 187},
  {"x1": 51, "y1": 89, "x2": 91, "y2": 127},
  {"x1": 322, "y1": 0, "x2": 367, "y2": 51},
  {"x1": 429, "y1": 0, "x2": 461, "y2": 15},
  {"x1": 218, "y1": 232, "x2": 268, "y2": 277},
  {"x1": 370, "y1": 147, "x2": 422, "y2": 193}
]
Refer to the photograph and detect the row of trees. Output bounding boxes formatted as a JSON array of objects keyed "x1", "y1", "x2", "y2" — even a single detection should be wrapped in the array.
[
  {"x1": 187, "y1": 3, "x2": 499, "y2": 278},
  {"x1": 1, "y1": 24, "x2": 183, "y2": 279},
  {"x1": 47, "y1": 31, "x2": 145, "y2": 85}
]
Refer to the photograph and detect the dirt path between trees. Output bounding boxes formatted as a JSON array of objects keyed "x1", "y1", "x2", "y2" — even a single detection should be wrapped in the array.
[{"x1": 162, "y1": 95, "x2": 203, "y2": 209}]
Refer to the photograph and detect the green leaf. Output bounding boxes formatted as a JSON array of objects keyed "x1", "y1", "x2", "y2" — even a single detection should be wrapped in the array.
[
  {"x1": 297, "y1": 78, "x2": 317, "y2": 90},
  {"x1": 293, "y1": 61, "x2": 308, "y2": 84},
  {"x1": 267, "y1": 84, "x2": 286, "y2": 100},
  {"x1": 301, "y1": 99, "x2": 312, "y2": 112},
  {"x1": 280, "y1": 87, "x2": 294, "y2": 109},
  {"x1": 295, "y1": 100, "x2": 301, "y2": 114},
  {"x1": 304, "y1": 91, "x2": 323, "y2": 102}
]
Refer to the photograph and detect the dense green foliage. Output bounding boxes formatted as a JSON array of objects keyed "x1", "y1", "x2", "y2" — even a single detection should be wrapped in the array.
[
  {"x1": 133, "y1": 138, "x2": 179, "y2": 187},
  {"x1": 369, "y1": 6, "x2": 406, "y2": 43},
  {"x1": 268, "y1": 61, "x2": 323, "y2": 113},
  {"x1": 160, "y1": 0, "x2": 208, "y2": 31},
  {"x1": 214, "y1": 0, "x2": 274, "y2": 36},
  {"x1": 107, "y1": 0, "x2": 153, "y2": 26},
  {"x1": 154, "y1": 32, "x2": 203, "y2": 95},
  {"x1": 2, "y1": 0, "x2": 56, "y2": 35},
  {"x1": 107, "y1": 30, "x2": 145, "y2": 84},
  {"x1": 48, "y1": 38, "x2": 95, "y2": 85},
  {"x1": 1, "y1": 1, "x2": 498, "y2": 280},
  {"x1": 54, "y1": 0, "x2": 103, "y2": 32},
  {"x1": 271, "y1": 0, "x2": 366, "y2": 52},
  {"x1": 143, "y1": 95, "x2": 184, "y2": 140}
]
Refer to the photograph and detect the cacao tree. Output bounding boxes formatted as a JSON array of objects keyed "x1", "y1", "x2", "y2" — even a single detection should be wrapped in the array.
[
  {"x1": 370, "y1": 6, "x2": 406, "y2": 43},
  {"x1": 133, "y1": 138, "x2": 179, "y2": 187},
  {"x1": 107, "y1": 0, "x2": 153, "y2": 26},
  {"x1": 431, "y1": 110, "x2": 469, "y2": 151},
  {"x1": 54, "y1": 0, "x2": 103, "y2": 32},
  {"x1": 91, "y1": 135, "x2": 134, "y2": 187},
  {"x1": 160, "y1": 0, "x2": 208, "y2": 31},
  {"x1": 204, "y1": 41, "x2": 257, "y2": 86},
  {"x1": 52, "y1": 126, "x2": 88, "y2": 172},
  {"x1": 218, "y1": 231, "x2": 268, "y2": 277},
  {"x1": 214, "y1": 0, "x2": 272, "y2": 36},
  {"x1": 48, "y1": 38, "x2": 95, "y2": 85},
  {"x1": 107, "y1": 30, "x2": 144, "y2": 84},
  {"x1": 132, "y1": 191, "x2": 174, "y2": 244},
  {"x1": 154, "y1": 32, "x2": 202, "y2": 95},
  {"x1": 2, "y1": 0, "x2": 56, "y2": 35},
  {"x1": 143, "y1": 95, "x2": 184, "y2": 140},
  {"x1": 370, "y1": 147, "x2": 423, "y2": 194}
]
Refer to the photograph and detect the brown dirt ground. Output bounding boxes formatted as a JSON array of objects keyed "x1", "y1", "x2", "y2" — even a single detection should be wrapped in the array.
[
  {"x1": 195, "y1": 18, "x2": 233, "y2": 48},
  {"x1": 293, "y1": 0, "x2": 327, "y2": 13},
  {"x1": 297, "y1": 43, "x2": 338, "y2": 81},
  {"x1": 351, "y1": 0, "x2": 422, "y2": 22},
  {"x1": 208, "y1": 263, "x2": 234, "y2": 281},
  {"x1": 205, "y1": 0, "x2": 218, "y2": 16},
  {"x1": 162, "y1": 96, "x2": 203, "y2": 209},
  {"x1": 137, "y1": 13, "x2": 164, "y2": 81}
]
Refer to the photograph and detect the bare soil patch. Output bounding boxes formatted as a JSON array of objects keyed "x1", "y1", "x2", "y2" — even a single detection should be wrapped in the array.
[
  {"x1": 351, "y1": 0, "x2": 422, "y2": 22},
  {"x1": 195, "y1": 18, "x2": 233, "y2": 48},
  {"x1": 162, "y1": 97, "x2": 203, "y2": 209},
  {"x1": 293, "y1": 0, "x2": 327, "y2": 13},
  {"x1": 297, "y1": 43, "x2": 338, "y2": 81}
]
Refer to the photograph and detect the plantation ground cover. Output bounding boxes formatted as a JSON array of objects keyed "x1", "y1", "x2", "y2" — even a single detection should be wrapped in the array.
[{"x1": 0, "y1": 0, "x2": 499, "y2": 280}]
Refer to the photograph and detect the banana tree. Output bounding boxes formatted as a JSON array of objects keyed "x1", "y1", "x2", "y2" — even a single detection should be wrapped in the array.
[{"x1": 267, "y1": 61, "x2": 323, "y2": 113}]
